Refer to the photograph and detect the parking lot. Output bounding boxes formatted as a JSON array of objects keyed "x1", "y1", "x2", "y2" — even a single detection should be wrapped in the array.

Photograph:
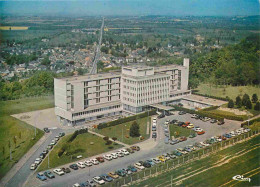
[{"x1": 24, "y1": 112, "x2": 241, "y2": 187}]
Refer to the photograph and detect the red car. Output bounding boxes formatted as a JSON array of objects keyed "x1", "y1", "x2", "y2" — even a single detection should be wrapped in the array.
[
  {"x1": 179, "y1": 136, "x2": 187, "y2": 141},
  {"x1": 96, "y1": 156, "x2": 105, "y2": 163},
  {"x1": 197, "y1": 131, "x2": 205, "y2": 135},
  {"x1": 182, "y1": 123, "x2": 189, "y2": 128}
]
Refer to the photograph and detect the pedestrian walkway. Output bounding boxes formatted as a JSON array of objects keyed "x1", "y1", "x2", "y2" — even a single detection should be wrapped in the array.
[
  {"x1": 0, "y1": 133, "x2": 51, "y2": 187},
  {"x1": 88, "y1": 130, "x2": 129, "y2": 147}
]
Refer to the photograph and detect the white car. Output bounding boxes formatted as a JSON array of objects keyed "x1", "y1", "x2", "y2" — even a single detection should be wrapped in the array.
[
  {"x1": 53, "y1": 168, "x2": 65, "y2": 176},
  {"x1": 111, "y1": 153, "x2": 118, "y2": 159},
  {"x1": 244, "y1": 128, "x2": 251, "y2": 133},
  {"x1": 120, "y1": 149, "x2": 129, "y2": 155},
  {"x1": 216, "y1": 137, "x2": 222, "y2": 142},
  {"x1": 200, "y1": 142, "x2": 209, "y2": 147},
  {"x1": 116, "y1": 151, "x2": 124, "y2": 157},
  {"x1": 152, "y1": 122, "x2": 157, "y2": 127},
  {"x1": 191, "y1": 114, "x2": 197, "y2": 118},
  {"x1": 162, "y1": 154, "x2": 170, "y2": 160},
  {"x1": 30, "y1": 163, "x2": 37, "y2": 170},
  {"x1": 134, "y1": 162, "x2": 145, "y2": 170},
  {"x1": 152, "y1": 158, "x2": 161, "y2": 164},
  {"x1": 77, "y1": 162, "x2": 85, "y2": 168},
  {"x1": 230, "y1": 131, "x2": 236, "y2": 137},
  {"x1": 55, "y1": 136, "x2": 60, "y2": 141},
  {"x1": 84, "y1": 160, "x2": 92, "y2": 167},
  {"x1": 34, "y1": 158, "x2": 42, "y2": 165},
  {"x1": 194, "y1": 128, "x2": 203, "y2": 132},
  {"x1": 104, "y1": 154, "x2": 112, "y2": 161},
  {"x1": 93, "y1": 176, "x2": 105, "y2": 185},
  {"x1": 153, "y1": 118, "x2": 157, "y2": 122},
  {"x1": 177, "y1": 148, "x2": 188, "y2": 154},
  {"x1": 90, "y1": 159, "x2": 99, "y2": 165},
  {"x1": 73, "y1": 183, "x2": 80, "y2": 187}
]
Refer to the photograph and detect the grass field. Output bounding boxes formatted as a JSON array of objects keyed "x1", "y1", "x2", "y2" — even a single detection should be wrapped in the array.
[
  {"x1": 169, "y1": 124, "x2": 192, "y2": 138},
  {"x1": 38, "y1": 132, "x2": 123, "y2": 171},
  {"x1": 132, "y1": 135, "x2": 260, "y2": 187},
  {"x1": 0, "y1": 96, "x2": 54, "y2": 179},
  {"x1": 0, "y1": 26, "x2": 29, "y2": 30},
  {"x1": 94, "y1": 117, "x2": 150, "y2": 145},
  {"x1": 196, "y1": 84, "x2": 260, "y2": 101}
]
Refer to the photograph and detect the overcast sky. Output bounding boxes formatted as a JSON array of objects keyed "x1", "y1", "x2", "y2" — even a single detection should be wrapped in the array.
[{"x1": 1, "y1": 0, "x2": 259, "y2": 16}]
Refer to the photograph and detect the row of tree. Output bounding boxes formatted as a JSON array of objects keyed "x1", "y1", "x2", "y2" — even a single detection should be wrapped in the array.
[{"x1": 228, "y1": 93, "x2": 260, "y2": 111}]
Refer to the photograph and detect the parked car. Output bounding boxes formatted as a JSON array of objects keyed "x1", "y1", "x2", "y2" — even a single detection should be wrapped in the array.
[
  {"x1": 189, "y1": 133, "x2": 197, "y2": 138},
  {"x1": 42, "y1": 149, "x2": 48, "y2": 154},
  {"x1": 100, "y1": 174, "x2": 113, "y2": 182},
  {"x1": 176, "y1": 148, "x2": 188, "y2": 154},
  {"x1": 126, "y1": 148, "x2": 134, "y2": 154},
  {"x1": 120, "y1": 149, "x2": 130, "y2": 155},
  {"x1": 39, "y1": 153, "x2": 45, "y2": 159},
  {"x1": 53, "y1": 168, "x2": 65, "y2": 176},
  {"x1": 177, "y1": 122, "x2": 185, "y2": 126},
  {"x1": 59, "y1": 132, "x2": 65, "y2": 137},
  {"x1": 178, "y1": 111, "x2": 186, "y2": 115},
  {"x1": 108, "y1": 172, "x2": 119, "y2": 179},
  {"x1": 130, "y1": 146, "x2": 140, "y2": 151},
  {"x1": 69, "y1": 164, "x2": 78, "y2": 170},
  {"x1": 210, "y1": 119, "x2": 217, "y2": 123},
  {"x1": 194, "y1": 142, "x2": 203, "y2": 148},
  {"x1": 162, "y1": 153, "x2": 171, "y2": 160},
  {"x1": 218, "y1": 121, "x2": 225, "y2": 125},
  {"x1": 152, "y1": 126, "x2": 157, "y2": 131},
  {"x1": 187, "y1": 123, "x2": 194, "y2": 129},
  {"x1": 44, "y1": 170, "x2": 55, "y2": 179},
  {"x1": 197, "y1": 130, "x2": 205, "y2": 135},
  {"x1": 111, "y1": 153, "x2": 118, "y2": 159},
  {"x1": 96, "y1": 156, "x2": 105, "y2": 163},
  {"x1": 34, "y1": 158, "x2": 42, "y2": 165},
  {"x1": 43, "y1": 128, "x2": 50, "y2": 133},
  {"x1": 157, "y1": 156, "x2": 166, "y2": 162},
  {"x1": 151, "y1": 158, "x2": 161, "y2": 164},
  {"x1": 104, "y1": 154, "x2": 112, "y2": 161},
  {"x1": 143, "y1": 161, "x2": 152, "y2": 168},
  {"x1": 47, "y1": 145, "x2": 53, "y2": 150},
  {"x1": 93, "y1": 176, "x2": 105, "y2": 185},
  {"x1": 30, "y1": 163, "x2": 37, "y2": 170},
  {"x1": 134, "y1": 162, "x2": 145, "y2": 170},
  {"x1": 170, "y1": 139, "x2": 179, "y2": 145},
  {"x1": 127, "y1": 165, "x2": 138, "y2": 172},
  {"x1": 179, "y1": 136, "x2": 187, "y2": 141},
  {"x1": 36, "y1": 172, "x2": 47, "y2": 181},
  {"x1": 90, "y1": 159, "x2": 99, "y2": 165},
  {"x1": 223, "y1": 133, "x2": 232, "y2": 138},
  {"x1": 87, "y1": 180, "x2": 96, "y2": 187},
  {"x1": 191, "y1": 114, "x2": 197, "y2": 118},
  {"x1": 79, "y1": 182, "x2": 89, "y2": 187},
  {"x1": 164, "y1": 137, "x2": 169, "y2": 144},
  {"x1": 116, "y1": 151, "x2": 124, "y2": 157},
  {"x1": 172, "y1": 150, "x2": 182, "y2": 156},
  {"x1": 152, "y1": 132, "x2": 157, "y2": 138},
  {"x1": 115, "y1": 169, "x2": 127, "y2": 177},
  {"x1": 184, "y1": 147, "x2": 192, "y2": 152},
  {"x1": 61, "y1": 167, "x2": 71, "y2": 173},
  {"x1": 122, "y1": 168, "x2": 132, "y2": 175},
  {"x1": 73, "y1": 183, "x2": 80, "y2": 187},
  {"x1": 84, "y1": 160, "x2": 92, "y2": 167},
  {"x1": 200, "y1": 142, "x2": 210, "y2": 147},
  {"x1": 77, "y1": 162, "x2": 86, "y2": 168}
]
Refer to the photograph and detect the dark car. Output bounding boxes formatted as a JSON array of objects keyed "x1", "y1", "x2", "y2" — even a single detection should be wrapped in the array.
[
  {"x1": 61, "y1": 167, "x2": 71, "y2": 173},
  {"x1": 39, "y1": 153, "x2": 46, "y2": 159},
  {"x1": 177, "y1": 122, "x2": 185, "y2": 126},
  {"x1": 178, "y1": 111, "x2": 186, "y2": 115},
  {"x1": 195, "y1": 115, "x2": 200, "y2": 119},
  {"x1": 165, "y1": 111, "x2": 172, "y2": 116},
  {"x1": 171, "y1": 119, "x2": 178, "y2": 124},
  {"x1": 59, "y1": 132, "x2": 65, "y2": 137},
  {"x1": 80, "y1": 182, "x2": 89, "y2": 187},
  {"x1": 130, "y1": 146, "x2": 140, "y2": 151},
  {"x1": 44, "y1": 170, "x2": 55, "y2": 179},
  {"x1": 43, "y1": 128, "x2": 50, "y2": 133},
  {"x1": 127, "y1": 165, "x2": 137, "y2": 172},
  {"x1": 115, "y1": 169, "x2": 127, "y2": 177},
  {"x1": 143, "y1": 161, "x2": 151, "y2": 168},
  {"x1": 69, "y1": 164, "x2": 78, "y2": 170},
  {"x1": 87, "y1": 180, "x2": 96, "y2": 187},
  {"x1": 100, "y1": 174, "x2": 113, "y2": 182},
  {"x1": 36, "y1": 172, "x2": 47, "y2": 181},
  {"x1": 223, "y1": 133, "x2": 232, "y2": 138},
  {"x1": 152, "y1": 132, "x2": 157, "y2": 138},
  {"x1": 126, "y1": 148, "x2": 134, "y2": 154},
  {"x1": 157, "y1": 114, "x2": 165, "y2": 119}
]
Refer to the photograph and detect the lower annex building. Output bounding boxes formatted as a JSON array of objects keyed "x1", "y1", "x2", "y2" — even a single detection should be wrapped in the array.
[{"x1": 54, "y1": 58, "x2": 190, "y2": 126}]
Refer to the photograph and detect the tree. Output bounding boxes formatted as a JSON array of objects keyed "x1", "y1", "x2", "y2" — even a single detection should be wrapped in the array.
[
  {"x1": 228, "y1": 99, "x2": 234, "y2": 108},
  {"x1": 103, "y1": 136, "x2": 109, "y2": 141},
  {"x1": 245, "y1": 99, "x2": 252, "y2": 109},
  {"x1": 254, "y1": 101, "x2": 260, "y2": 111},
  {"x1": 252, "y1": 94, "x2": 258, "y2": 103},
  {"x1": 41, "y1": 56, "x2": 51, "y2": 66},
  {"x1": 235, "y1": 96, "x2": 242, "y2": 108},
  {"x1": 105, "y1": 140, "x2": 112, "y2": 145},
  {"x1": 130, "y1": 121, "x2": 140, "y2": 137},
  {"x1": 112, "y1": 137, "x2": 117, "y2": 142},
  {"x1": 242, "y1": 94, "x2": 250, "y2": 106},
  {"x1": 2, "y1": 146, "x2": 5, "y2": 156}
]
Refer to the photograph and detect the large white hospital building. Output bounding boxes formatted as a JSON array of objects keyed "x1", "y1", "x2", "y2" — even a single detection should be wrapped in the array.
[{"x1": 54, "y1": 58, "x2": 190, "y2": 126}]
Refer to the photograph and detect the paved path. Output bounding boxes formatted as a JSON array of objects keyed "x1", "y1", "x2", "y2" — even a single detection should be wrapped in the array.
[{"x1": 88, "y1": 130, "x2": 129, "y2": 147}]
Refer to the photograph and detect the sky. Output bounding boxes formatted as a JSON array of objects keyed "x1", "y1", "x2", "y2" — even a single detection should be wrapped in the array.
[{"x1": 0, "y1": 0, "x2": 259, "y2": 17}]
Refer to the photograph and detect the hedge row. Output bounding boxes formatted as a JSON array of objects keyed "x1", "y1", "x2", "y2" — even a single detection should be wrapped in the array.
[
  {"x1": 97, "y1": 109, "x2": 157, "y2": 129},
  {"x1": 201, "y1": 106, "x2": 219, "y2": 111},
  {"x1": 192, "y1": 91, "x2": 230, "y2": 101},
  {"x1": 203, "y1": 110, "x2": 246, "y2": 121},
  {"x1": 67, "y1": 128, "x2": 88, "y2": 143},
  {"x1": 241, "y1": 117, "x2": 260, "y2": 127},
  {"x1": 171, "y1": 105, "x2": 224, "y2": 121}
]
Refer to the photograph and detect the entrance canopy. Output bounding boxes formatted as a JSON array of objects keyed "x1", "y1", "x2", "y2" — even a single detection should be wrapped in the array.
[{"x1": 149, "y1": 103, "x2": 173, "y2": 111}]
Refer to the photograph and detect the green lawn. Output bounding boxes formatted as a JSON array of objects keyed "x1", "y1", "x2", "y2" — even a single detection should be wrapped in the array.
[
  {"x1": 0, "y1": 96, "x2": 54, "y2": 179},
  {"x1": 196, "y1": 84, "x2": 260, "y2": 101},
  {"x1": 38, "y1": 132, "x2": 123, "y2": 171},
  {"x1": 132, "y1": 135, "x2": 260, "y2": 187},
  {"x1": 94, "y1": 117, "x2": 150, "y2": 145},
  {"x1": 169, "y1": 124, "x2": 192, "y2": 138}
]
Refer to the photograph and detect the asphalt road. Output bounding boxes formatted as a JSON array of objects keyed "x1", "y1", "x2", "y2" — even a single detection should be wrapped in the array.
[
  {"x1": 5, "y1": 129, "x2": 63, "y2": 187},
  {"x1": 26, "y1": 113, "x2": 241, "y2": 187}
]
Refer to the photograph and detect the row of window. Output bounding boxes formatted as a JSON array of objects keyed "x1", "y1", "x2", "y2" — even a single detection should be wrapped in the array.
[
  {"x1": 72, "y1": 105, "x2": 121, "y2": 118},
  {"x1": 123, "y1": 94, "x2": 168, "y2": 104},
  {"x1": 83, "y1": 78, "x2": 120, "y2": 87}
]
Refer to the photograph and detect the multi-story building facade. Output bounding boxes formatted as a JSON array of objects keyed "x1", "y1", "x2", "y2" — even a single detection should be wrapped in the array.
[{"x1": 54, "y1": 58, "x2": 190, "y2": 126}]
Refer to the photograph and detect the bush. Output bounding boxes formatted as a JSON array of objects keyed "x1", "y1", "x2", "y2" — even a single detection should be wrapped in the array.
[
  {"x1": 242, "y1": 94, "x2": 250, "y2": 106},
  {"x1": 67, "y1": 128, "x2": 88, "y2": 143},
  {"x1": 236, "y1": 96, "x2": 242, "y2": 108},
  {"x1": 245, "y1": 100, "x2": 252, "y2": 109},
  {"x1": 254, "y1": 102, "x2": 260, "y2": 111},
  {"x1": 252, "y1": 94, "x2": 258, "y2": 103},
  {"x1": 58, "y1": 148, "x2": 65, "y2": 157},
  {"x1": 228, "y1": 99, "x2": 234, "y2": 108}
]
